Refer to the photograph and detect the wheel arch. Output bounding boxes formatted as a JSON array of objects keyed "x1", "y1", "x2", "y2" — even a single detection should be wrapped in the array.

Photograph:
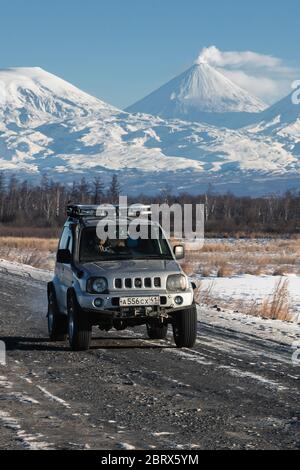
[
  {"x1": 66, "y1": 287, "x2": 77, "y2": 307},
  {"x1": 47, "y1": 281, "x2": 56, "y2": 299}
]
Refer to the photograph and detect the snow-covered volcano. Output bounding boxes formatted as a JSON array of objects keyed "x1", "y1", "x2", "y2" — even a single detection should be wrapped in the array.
[
  {"x1": 0, "y1": 66, "x2": 300, "y2": 196},
  {"x1": 126, "y1": 62, "x2": 266, "y2": 127},
  {"x1": 0, "y1": 67, "x2": 209, "y2": 180},
  {"x1": 0, "y1": 67, "x2": 117, "y2": 126}
]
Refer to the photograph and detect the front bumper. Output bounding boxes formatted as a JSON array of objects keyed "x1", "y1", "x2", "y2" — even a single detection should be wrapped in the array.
[{"x1": 77, "y1": 290, "x2": 194, "y2": 313}]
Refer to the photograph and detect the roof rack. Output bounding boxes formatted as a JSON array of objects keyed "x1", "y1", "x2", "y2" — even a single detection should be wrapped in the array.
[{"x1": 67, "y1": 204, "x2": 152, "y2": 220}]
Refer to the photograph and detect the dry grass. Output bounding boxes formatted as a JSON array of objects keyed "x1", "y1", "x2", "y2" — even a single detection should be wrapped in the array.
[
  {"x1": 197, "y1": 266, "x2": 212, "y2": 278},
  {"x1": 195, "y1": 276, "x2": 293, "y2": 322},
  {"x1": 247, "y1": 278, "x2": 292, "y2": 321},
  {"x1": 0, "y1": 226, "x2": 60, "y2": 238},
  {"x1": 0, "y1": 237, "x2": 58, "y2": 252},
  {"x1": 194, "y1": 280, "x2": 215, "y2": 307},
  {"x1": 217, "y1": 264, "x2": 233, "y2": 278},
  {"x1": 181, "y1": 260, "x2": 198, "y2": 276},
  {"x1": 183, "y1": 238, "x2": 300, "y2": 277},
  {"x1": 0, "y1": 237, "x2": 57, "y2": 270}
]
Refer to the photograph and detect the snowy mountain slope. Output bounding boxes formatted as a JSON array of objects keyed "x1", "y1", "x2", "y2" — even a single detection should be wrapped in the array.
[
  {"x1": 0, "y1": 68, "x2": 205, "y2": 176},
  {"x1": 126, "y1": 62, "x2": 266, "y2": 127},
  {"x1": 0, "y1": 67, "x2": 300, "y2": 195},
  {"x1": 0, "y1": 67, "x2": 117, "y2": 126},
  {"x1": 247, "y1": 90, "x2": 300, "y2": 160}
]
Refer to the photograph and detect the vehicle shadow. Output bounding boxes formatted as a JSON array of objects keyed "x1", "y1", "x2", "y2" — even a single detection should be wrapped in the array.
[{"x1": 1, "y1": 335, "x2": 173, "y2": 352}]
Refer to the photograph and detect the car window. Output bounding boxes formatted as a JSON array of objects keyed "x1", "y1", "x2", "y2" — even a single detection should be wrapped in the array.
[
  {"x1": 59, "y1": 227, "x2": 73, "y2": 251},
  {"x1": 79, "y1": 226, "x2": 172, "y2": 263}
]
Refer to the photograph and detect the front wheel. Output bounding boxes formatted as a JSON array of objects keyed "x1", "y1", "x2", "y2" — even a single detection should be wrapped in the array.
[
  {"x1": 172, "y1": 305, "x2": 197, "y2": 348},
  {"x1": 68, "y1": 292, "x2": 92, "y2": 351},
  {"x1": 47, "y1": 289, "x2": 67, "y2": 341},
  {"x1": 146, "y1": 323, "x2": 168, "y2": 340}
]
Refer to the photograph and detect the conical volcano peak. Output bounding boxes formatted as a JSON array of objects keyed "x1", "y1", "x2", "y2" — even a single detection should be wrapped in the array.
[{"x1": 126, "y1": 60, "x2": 266, "y2": 124}]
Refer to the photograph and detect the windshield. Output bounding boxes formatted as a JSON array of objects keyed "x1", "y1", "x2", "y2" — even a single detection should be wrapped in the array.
[{"x1": 79, "y1": 226, "x2": 173, "y2": 263}]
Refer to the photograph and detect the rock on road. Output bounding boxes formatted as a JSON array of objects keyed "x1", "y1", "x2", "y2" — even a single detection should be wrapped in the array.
[{"x1": 0, "y1": 269, "x2": 299, "y2": 450}]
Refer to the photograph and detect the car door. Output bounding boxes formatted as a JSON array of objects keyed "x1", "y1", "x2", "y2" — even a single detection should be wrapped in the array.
[
  {"x1": 56, "y1": 226, "x2": 73, "y2": 313},
  {"x1": 61, "y1": 229, "x2": 74, "y2": 312}
]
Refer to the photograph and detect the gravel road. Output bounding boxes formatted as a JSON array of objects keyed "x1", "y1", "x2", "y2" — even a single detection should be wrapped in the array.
[{"x1": 0, "y1": 270, "x2": 299, "y2": 450}]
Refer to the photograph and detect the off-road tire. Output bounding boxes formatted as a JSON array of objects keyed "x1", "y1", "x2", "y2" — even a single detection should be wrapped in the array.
[
  {"x1": 67, "y1": 291, "x2": 92, "y2": 351},
  {"x1": 47, "y1": 287, "x2": 67, "y2": 341},
  {"x1": 172, "y1": 304, "x2": 197, "y2": 348}
]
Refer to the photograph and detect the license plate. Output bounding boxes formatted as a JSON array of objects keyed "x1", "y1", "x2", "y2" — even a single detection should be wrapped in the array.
[{"x1": 119, "y1": 296, "x2": 160, "y2": 307}]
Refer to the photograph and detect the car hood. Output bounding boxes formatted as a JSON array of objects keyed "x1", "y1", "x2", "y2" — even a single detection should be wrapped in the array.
[{"x1": 82, "y1": 259, "x2": 181, "y2": 276}]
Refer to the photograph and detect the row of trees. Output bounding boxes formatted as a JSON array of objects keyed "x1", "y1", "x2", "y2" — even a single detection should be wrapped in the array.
[
  {"x1": 0, "y1": 173, "x2": 121, "y2": 227},
  {"x1": 0, "y1": 173, "x2": 300, "y2": 235}
]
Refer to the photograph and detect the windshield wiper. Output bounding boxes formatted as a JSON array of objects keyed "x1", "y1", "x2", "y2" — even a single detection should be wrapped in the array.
[
  {"x1": 99, "y1": 255, "x2": 134, "y2": 261},
  {"x1": 135, "y1": 255, "x2": 173, "y2": 260},
  {"x1": 81, "y1": 255, "x2": 134, "y2": 263}
]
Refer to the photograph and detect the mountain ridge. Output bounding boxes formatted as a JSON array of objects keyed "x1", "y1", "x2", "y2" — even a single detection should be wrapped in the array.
[{"x1": 0, "y1": 66, "x2": 299, "y2": 195}]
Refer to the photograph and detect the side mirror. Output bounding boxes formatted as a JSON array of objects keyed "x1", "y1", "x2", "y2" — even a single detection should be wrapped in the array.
[
  {"x1": 57, "y1": 249, "x2": 72, "y2": 264},
  {"x1": 174, "y1": 245, "x2": 185, "y2": 260}
]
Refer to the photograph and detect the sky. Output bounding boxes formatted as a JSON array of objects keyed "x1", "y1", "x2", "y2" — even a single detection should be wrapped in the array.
[{"x1": 0, "y1": 0, "x2": 299, "y2": 108}]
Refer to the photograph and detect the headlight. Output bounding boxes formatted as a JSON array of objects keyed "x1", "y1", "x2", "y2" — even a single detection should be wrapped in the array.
[
  {"x1": 167, "y1": 274, "x2": 187, "y2": 292},
  {"x1": 87, "y1": 277, "x2": 108, "y2": 294}
]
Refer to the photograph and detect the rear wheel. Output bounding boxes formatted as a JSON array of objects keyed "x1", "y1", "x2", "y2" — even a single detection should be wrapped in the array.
[
  {"x1": 172, "y1": 305, "x2": 197, "y2": 348},
  {"x1": 47, "y1": 288, "x2": 67, "y2": 341},
  {"x1": 146, "y1": 323, "x2": 168, "y2": 340},
  {"x1": 68, "y1": 292, "x2": 92, "y2": 351}
]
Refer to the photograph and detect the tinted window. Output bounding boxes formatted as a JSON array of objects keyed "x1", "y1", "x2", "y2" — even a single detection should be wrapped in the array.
[{"x1": 79, "y1": 226, "x2": 172, "y2": 263}]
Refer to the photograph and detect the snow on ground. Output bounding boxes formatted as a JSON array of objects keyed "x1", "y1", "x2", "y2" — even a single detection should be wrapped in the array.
[
  {"x1": 197, "y1": 274, "x2": 300, "y2": 323},
  {"x1": 198, "y1": 307, "x2": 300, "y2": 347},
  {"x1": 0, "y1": 259, "x2": 299, "y2": 347},
  {"x1": 0, "y1": 259, "x2": 52, "y2": 283}
]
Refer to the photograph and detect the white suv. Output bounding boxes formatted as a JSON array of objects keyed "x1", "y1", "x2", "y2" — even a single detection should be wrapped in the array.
[{"x1": 47, "y1": 205, "x2": 197, "y2": 351}]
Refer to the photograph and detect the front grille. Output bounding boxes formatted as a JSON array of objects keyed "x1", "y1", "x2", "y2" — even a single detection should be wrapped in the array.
[
  {"x1": 135, "y1": 278, "x2": 142, "y2": 288},
  {"x1": 114, "y1": 277, "x2": 162, "y2": 289}
]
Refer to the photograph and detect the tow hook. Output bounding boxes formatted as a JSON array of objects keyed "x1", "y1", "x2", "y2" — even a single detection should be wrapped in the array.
[{"x1": 160, "y1": 312, "x2": 169, "y2": 323}]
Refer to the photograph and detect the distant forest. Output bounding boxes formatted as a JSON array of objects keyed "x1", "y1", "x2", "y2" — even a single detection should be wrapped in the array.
[{"x1": 0, "y1": 173, "x2": 300, "y2": 237}]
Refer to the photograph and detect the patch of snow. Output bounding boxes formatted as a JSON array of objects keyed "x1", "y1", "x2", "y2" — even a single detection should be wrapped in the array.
[
  {"x1": 198, "y1": 274, "x2": 300, "y2": 322},
  {"x1": 197, "y1": 307, "x2": 300, "y2": 348},
  {"x1": 0, "y1": 375, "x2": 13, "y2": 389},
  {"x1": 0, "y1": 259, "x2": 52, "y2": 282},
  {"x1": 0, "y1": 410, "x2": 53, "y2": 449},
  {"x1": 117, "y1": 442, "x2": 136, "y2": 450},
  {"x1": 37, "y1": 386, "x2": 71, "y2": 409},
  {"x1": 219, "y1": 366, "x2": 288, "y2": 391}
]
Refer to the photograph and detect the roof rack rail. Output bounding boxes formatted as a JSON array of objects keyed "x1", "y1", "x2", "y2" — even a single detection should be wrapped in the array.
[
  {"x1": 67, "y1": 204, "x2": 152, "y2": 219},
  {"x1": 67, "y1": 205, "x2": 100, "y2": 218}
]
